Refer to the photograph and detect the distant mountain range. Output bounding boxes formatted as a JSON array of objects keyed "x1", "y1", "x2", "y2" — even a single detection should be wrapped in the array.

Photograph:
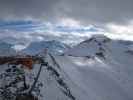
[
  {"x1": 1, "y1": 35, "x2": 133, "y2": 57},
  {"x1": 0, "y1": 39, "x2": 70, "y2": 56},
  {"x1": 0, "y1": 41, "x2": 16, "y2": 56},
  {"x1": 22, "y1": 40, "x2": 70, "y2": 55}
]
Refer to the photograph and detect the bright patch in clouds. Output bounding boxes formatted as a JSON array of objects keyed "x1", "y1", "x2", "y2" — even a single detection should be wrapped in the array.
[
  {"x1": 106, "y1": 22, "x2": 133, "y2": 40},
  {"x1": 107, "y1": 23, "x2": 133, "y2": 34},
  {"x1": 59, "y1": 18, "x2": 81, "y2": 27}
]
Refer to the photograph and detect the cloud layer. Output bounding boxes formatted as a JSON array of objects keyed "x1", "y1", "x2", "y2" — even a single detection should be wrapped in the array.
[
  {"x1": 0, "y1": 20, "x2": 103, "y2": 45},
  {"x1": 0, "y1": 0, "x2": 133, "y2": 49},
  {"x1": 0, "y1": 0, "x2": 133, "y2": 25}
]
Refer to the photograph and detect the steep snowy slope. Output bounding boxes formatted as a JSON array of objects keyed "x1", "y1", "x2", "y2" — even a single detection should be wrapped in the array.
[
  {"x1": 22, "y1": 40, "x2": 70, "y2": 55},
  {"x1": 50, "y1": 35, "x2": 133, "y2": 100}
]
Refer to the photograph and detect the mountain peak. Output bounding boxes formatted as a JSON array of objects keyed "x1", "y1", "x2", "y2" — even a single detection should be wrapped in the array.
[
  {"x1": 83, "y1": 34, "x2": 111, "y2": 44},
  {"x1": 65, "y1": 34, "x2": 112, "y2": 57}
]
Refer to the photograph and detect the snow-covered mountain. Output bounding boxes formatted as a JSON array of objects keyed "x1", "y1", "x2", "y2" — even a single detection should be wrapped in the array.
[
  {"x1": 52, "y1": 34, "x2": 133, "y2": 100},
  {"x1": 0, "y1": 41, "x2": 16, "y2": 56},
  {"x1": 22, "y1": 40, "x2": 70, "y2": 55},
  {"x1": 1, "y1": 34, "x2": 133, "y2": 100},
  {"x1": 65, "y1": 34, "x2": 111, "y2": 57}
]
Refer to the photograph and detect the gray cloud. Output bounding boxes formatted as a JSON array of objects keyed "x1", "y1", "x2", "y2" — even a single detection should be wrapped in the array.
[
  {"x1": 0, "y1": 0, "x2": 133, "y2": 25},
  {"x1": 58, "y1": 0, "x2": 133, "y2": 25},
  {"x1": 0, "y1": 0, "x2": 60, "y2": 21}
]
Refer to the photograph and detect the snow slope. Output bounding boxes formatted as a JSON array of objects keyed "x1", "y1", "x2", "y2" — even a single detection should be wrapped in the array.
[
  {"x1": 1, "y1": 34, "x2": 133, "y2": 100},
  {"x1": 51, "y1": 35, "x2": 133, "y2": 100}
]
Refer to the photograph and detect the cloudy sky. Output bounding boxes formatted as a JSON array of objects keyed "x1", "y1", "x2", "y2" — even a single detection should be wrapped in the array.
[{"x1": 0, "y1": 0, "x2": 133, "y2": 48}]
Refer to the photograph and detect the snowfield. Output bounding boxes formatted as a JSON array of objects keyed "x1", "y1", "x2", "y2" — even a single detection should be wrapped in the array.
[{"x1": 0, "y1": 35, "x2": 133, "y2": 100}]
